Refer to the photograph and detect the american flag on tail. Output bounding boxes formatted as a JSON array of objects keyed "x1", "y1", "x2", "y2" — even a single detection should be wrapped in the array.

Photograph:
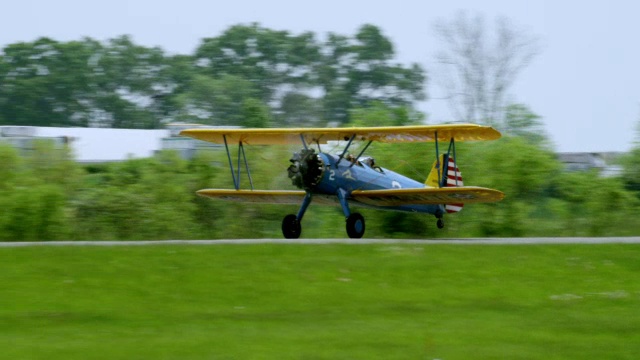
[{"x1": 445, "y1": 157, "x2": 464, "y2": 213}]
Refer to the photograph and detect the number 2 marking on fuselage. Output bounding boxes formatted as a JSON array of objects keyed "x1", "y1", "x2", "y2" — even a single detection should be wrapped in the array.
[
  {"x1": 328, "y1": 169, "x2": 356, "y2": 181},
  {"x1": 342, "y1": 169, "x2": 355, "y2": 180}
]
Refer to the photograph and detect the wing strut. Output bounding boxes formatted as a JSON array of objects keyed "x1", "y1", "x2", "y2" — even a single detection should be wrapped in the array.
[
  {"x1": 299, "y1": 134, "x2": 308, "y2": 150},
  {"x1": 296, "y1": 192, "x2": 313, "y2": 221},
  {"x1": 435, "y1": 131, "x2": 441, "y2": 188},
  {"x1": 335, "y1": 134, "x2": 356, "y2": 167},
  {"x1": 222, "y1": 135, "x2": 254, "y2": 190},
  {"x1": 350, "y1": 140, "x2": 373, "y2": 168},
  {"x1": 240, "y1": 142, "x2": 254, "y2": 189}
]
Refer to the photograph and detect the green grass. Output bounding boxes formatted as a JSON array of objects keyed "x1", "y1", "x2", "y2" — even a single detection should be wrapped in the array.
[{"x1": 2, "y1": 243, "x2": 640, "y2": 359}]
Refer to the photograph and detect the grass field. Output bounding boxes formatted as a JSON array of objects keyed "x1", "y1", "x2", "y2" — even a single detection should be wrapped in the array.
[{"x1": 2, "y1": 242, "x2": 640, "y2": 359}]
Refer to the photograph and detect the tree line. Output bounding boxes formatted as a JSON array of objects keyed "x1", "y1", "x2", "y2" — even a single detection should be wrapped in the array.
[
  {"x1": 0, "y1": 24, "x2": 425, "y2": 129},
  {"x1": 1, "y1": 135, "x2": 638, "y2": 241},
  {"x1": 0, "y1": 14, "x2": 541, "y2": 131},
  {"x1": 1, "y1": 18, "x2": 639, "y2": 240}
]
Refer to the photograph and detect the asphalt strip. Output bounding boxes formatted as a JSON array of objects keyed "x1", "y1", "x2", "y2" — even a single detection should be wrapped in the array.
[{"x1": 1, "y1": 238, "x2": 640, "y2": 247}]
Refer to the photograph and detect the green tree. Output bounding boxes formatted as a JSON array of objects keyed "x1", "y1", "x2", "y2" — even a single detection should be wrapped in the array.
[
  {"x1": 348, "y1": 101, "x2": 425, "y2": 127},
  {"x1": 174, "y1": 74, "x2": 262, "y2": 126},
  {"x1": 277, "y1": 92, "x2": 323, "y2": 127},
  {"x1": 242, "y1": 98, "x2": 271, "y2": 127},
  {"x1": 0, "y1": 145, "x2": 25, "y2": 239},
  {"x1": 318, "y1": 25, "x2": 426, "y2": 124},
  {"x1": 454, "y1": 137, "x2": 560, "y2": 236},
  {"x1": 26, "y1": 140, "x2": 82, "y2": 194},
  {"x1": 2, "y1": 25, "x2": 426, "y2": 129},
  {"x1": 187, "y1": 151, "x2": 225, "y2": 237},
  {"x1": 0, "y1": 141, "x2": 77, "y2": 241},
  {"x1": 194, "y1": 23, "x2": 426, "y2": 126},
  {"x1": 582, "y1": 176, "x2": 640, "y2": 236},
  {"x1": 622, "y1": 119, "x2": 640, "y2": 193},
  {"x1": 195, "y1": 24, "x2": 321, "y2": 104},
  {"x1": 73, "y1": 153, "x2": 201, "y2": 240},
  {"x1": 0, "y1": 38, "x2": 97, "y2": 126},
  {"x1": 90, "y1": 35, "x2": 172, "y2": 128},
  {"x1": 623, "y1": 147, "x2": 640, "y2": 192},
  {"x1": 502, "y1": 103, "x2": 550, "y2": 146},
  {"x1": 0, "y1": 144, "x2": 22, "y2": 190},
  {"x1": 551, "y1": 170, "x2": 640, "y2": 236},
  {"x1": 0, "y1": 55, "x2": 5, "y2": 124},
  {"x1": 0, "y1": 36, "x2": 176, "y2": 128}
]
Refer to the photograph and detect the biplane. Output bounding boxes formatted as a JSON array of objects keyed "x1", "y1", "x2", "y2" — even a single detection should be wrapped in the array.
[{"x1": 180, "y1": 124, "x2": 504, "y2": 238}]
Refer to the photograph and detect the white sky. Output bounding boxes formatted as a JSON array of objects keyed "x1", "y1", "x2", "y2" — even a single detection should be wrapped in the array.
[{"x1": 2, "y1": 0, "x2": 639, "y2": 152}]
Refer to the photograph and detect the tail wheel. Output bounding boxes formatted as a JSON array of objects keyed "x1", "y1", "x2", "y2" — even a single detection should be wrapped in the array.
[
  {"x1": 346, "y1": 213, "x2": 365, "y2": 239},
  {"x1": 282, "y1": 214, "x2": 301, "y2": 239},
  {"x1": 437, "y1": 218, "x2": 445, "y2": 229}
]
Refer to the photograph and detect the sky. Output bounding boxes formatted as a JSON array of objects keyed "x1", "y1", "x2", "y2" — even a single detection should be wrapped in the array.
[{"x1": 1, "y1": 0, "x2": 639, "y2": 152}]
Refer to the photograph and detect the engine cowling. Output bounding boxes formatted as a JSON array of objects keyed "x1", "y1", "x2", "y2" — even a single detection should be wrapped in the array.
[{"x1": 287, "y1": 148, "x2": 324, "y2": 190}]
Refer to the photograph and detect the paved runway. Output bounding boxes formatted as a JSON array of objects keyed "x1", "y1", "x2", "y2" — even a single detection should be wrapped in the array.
[{"x1": 2, "y1": 237, "x2": 640, "y2": 247}]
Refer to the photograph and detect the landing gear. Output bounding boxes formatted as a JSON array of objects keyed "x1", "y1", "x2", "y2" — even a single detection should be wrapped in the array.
[
  {"x1": 336, "y1": 188, "x2": 365, "y2": 239},
  {"x1": 282, "y1": 214, "x2": 301, "y2": 239},
  {"x1": 346, "y1": 213, "x2": 365, "y2": 238},
  {"x1": 435, "y1": 208, "x2": 445, "y2": 230},
  {"x1": 282, "y1": 192, "x2": 312, "y2": 239}
]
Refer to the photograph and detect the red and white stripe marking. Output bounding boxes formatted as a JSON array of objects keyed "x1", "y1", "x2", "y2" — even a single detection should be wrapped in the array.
[{"x1": 445, "y1": 158, "x2": 464, "y2": 213}]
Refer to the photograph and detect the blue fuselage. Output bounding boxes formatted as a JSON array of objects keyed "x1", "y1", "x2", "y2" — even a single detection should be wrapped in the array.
[{"x1": 313, "y1": 153, "x2": 443, "y2": 215}]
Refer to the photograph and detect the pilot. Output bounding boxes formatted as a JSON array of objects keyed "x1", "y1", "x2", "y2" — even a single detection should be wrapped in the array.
[
  {"x1": 361, "y1": 156, "x2": 383, "y2": 172},
  {"x1": 360, "y1": 156, "x2": 375, "y2": 167}
]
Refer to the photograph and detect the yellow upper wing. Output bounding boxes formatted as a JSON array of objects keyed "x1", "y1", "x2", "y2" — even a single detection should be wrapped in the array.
[{"x1": 180, "y1": 124, "x2": 501, "y2": 145}]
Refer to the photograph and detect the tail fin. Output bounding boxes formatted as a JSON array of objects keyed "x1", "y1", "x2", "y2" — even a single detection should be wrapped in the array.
[
  {"x1": 425, "y1": 154, "x2": 464, "y2": 213},
  {"x1": 425, "y1": 154, "x2": 445, "y2": 188}
]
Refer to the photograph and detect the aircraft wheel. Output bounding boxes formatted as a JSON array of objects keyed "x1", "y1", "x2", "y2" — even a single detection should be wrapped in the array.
[
  {"x1": 282, "y1": 214, "x2": 301, "y2": 239},
  {"x1": 437, "y1": 218, "x2": 445, "y2": 229},
  {"x1": 346, "y1": 213, "x2": 365, "y2": 239}
]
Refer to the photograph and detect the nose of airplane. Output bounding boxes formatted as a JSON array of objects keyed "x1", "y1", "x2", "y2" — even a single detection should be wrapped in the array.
[{"x1": 287, "y1": 148, "x2": 324, "y2": 190}]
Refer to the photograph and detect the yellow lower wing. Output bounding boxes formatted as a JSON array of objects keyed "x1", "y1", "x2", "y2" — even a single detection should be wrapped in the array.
[
  {"x1": 350, "y1": 187, "x2": 504, "y2": 207},
  {"x1": 196, "y1": 189, "x2": 339, "y2": 205},
  {"x1": 197, "y1": 187, "x2": 503, "y2": 207}
]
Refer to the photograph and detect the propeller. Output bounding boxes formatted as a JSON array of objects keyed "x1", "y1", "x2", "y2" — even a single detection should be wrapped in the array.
[{"x1": 287, "y1": 148, "x2": 324, "y2": 190}]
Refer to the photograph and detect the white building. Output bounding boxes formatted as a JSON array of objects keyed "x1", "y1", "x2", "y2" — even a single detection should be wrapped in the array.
[
  {"x1": 0, "y1": 124, "x2": 236, "y2": 163},
  {"x1": 557, "y1": 152, "x2": 623, "y2": 177}
]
